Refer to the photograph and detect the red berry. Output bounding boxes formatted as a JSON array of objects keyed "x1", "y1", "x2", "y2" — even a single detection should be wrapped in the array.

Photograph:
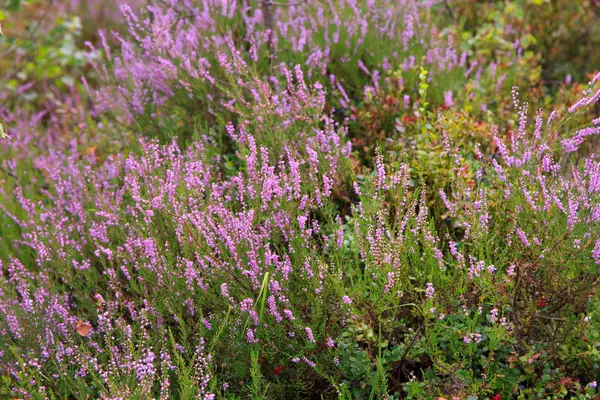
[{"x1": 537, "y1": 298, "x2": 548, "y2": 308}]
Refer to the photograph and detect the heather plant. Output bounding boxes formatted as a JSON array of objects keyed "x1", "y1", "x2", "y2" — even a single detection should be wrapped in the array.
[
  {"x1": 0, "y1": 60, "x2": 354, "y2": 398},
  {"x1": 86, "y1": 0, "x2": 525, "y2": 147},
  {"x1": 2, "y1": 82, "x2": 600, "y2": 397},
  {"x1": 1, "y1": 0, "x2": 600, "y2": 399},
  {"x1": 426, "y1": 84, "x2": 600, "y2": 397}
]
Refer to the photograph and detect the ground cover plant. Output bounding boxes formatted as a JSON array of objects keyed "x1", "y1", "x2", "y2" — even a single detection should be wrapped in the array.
[{"x1": 0, "y1": 0, "x2": 600, "y2": 399}]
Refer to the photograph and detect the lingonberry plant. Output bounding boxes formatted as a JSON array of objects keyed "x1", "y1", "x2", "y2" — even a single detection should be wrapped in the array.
[{"x1": 0, "y1": 0, "x2": 599, "y2": 399}]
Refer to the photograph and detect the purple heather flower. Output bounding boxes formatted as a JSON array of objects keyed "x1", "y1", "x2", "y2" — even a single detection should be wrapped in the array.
[
  {"x1": 444, "y1": 91, "x2": 454, "y2": 108},
  {"x1": 305, "y1": 327, "x2": 315, "y2": 343},
  {"x1": 490, "y1": 308, "x2": 499, "y2": 323},
  {"x1": 425, "y1": 282, "x2": 435, "y2": 299},
  {"x1": 246, "y1": 329, "x2": 258, "y2": 344},
  {"x1": 202, "y1": 319, "x2": 212, "y2": 331}
]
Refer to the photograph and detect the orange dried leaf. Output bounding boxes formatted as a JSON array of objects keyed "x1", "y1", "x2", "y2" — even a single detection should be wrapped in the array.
[
  {"x1": 86, "y1": 145, "x2": 97, "y2": 155},
  {"x1": 76, "y1": 320, "x2": 91, "y2": 337}
]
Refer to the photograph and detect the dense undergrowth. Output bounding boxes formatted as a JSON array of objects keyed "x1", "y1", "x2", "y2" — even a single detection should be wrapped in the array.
[{"x1": 1, "y1": 0, "x2": 600, "y2": 399}]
